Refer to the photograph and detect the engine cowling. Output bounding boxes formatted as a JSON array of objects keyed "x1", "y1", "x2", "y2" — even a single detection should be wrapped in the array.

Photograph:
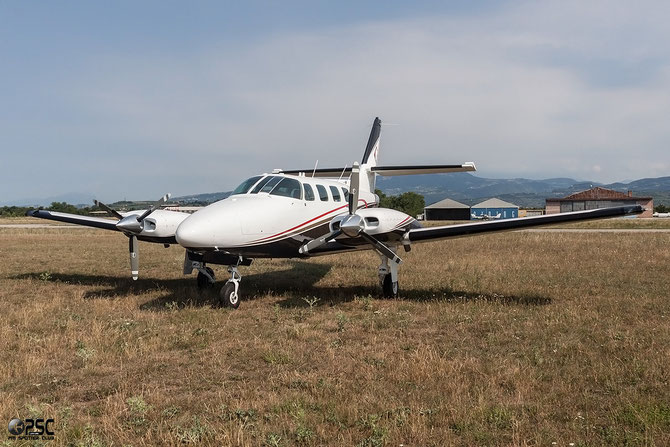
[{"x1": 329, "y1": 208, "x2": 414, "y2": 236}]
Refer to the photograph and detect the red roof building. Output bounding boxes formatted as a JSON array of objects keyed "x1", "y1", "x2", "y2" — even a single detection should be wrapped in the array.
[{"x1": 546, "y1": 187, "x2": 653, "y2": 218}]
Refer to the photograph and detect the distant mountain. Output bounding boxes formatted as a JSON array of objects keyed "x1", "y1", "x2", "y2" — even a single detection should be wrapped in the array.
[
  {"x1": 1, "y1": 192, "x2": 95, "y2": 207},
  {"x1": 171, "y1": 191, "x2": 231, "y2": 204},
  {"x1": 377, "y1": 174, "x2": 670, "y2": 208},
  {"x1": 5, "y1": 176, "x2": 668, "y2": 209}
]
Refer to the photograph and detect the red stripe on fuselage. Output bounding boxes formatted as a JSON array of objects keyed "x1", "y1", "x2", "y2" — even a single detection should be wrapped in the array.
[{"x1": 250, "y1": 199, "x2": 369, "y2": 243}]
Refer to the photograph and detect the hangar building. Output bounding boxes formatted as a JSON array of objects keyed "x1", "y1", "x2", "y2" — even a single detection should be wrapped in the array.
[
  {"x1": 471, "y1": 198, "x2": 519, "y2": 219},
  {"x1": 545, "y1": 187, "x2": 653, "y2": 218},
  {"x1": 424, "y1": 198, "x2": 470, "y2": 221}
]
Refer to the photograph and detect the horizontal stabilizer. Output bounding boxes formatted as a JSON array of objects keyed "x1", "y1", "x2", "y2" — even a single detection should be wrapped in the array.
[
  {"x1": 408, "y1": 205, "x2": 643, "y2": 243},
  {"x1": 372, "y1": 163, "x2": 476, "y2": 176}
]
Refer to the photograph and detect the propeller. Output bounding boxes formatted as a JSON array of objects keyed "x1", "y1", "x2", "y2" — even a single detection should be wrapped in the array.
[
  {"x1": 94, "y1": 193, "x2": 171, "y2": 280},
  {"x1": 94, "y1": 200, "x2": 123, "y2": 219},
  {"x1": 299, "y1": 163, "x2": 402, "y2": 264}
]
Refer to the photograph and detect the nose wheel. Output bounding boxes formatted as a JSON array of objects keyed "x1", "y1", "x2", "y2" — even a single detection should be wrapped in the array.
[{"x1": 219, "y1": 265, "x2": 242, "y2": 309}]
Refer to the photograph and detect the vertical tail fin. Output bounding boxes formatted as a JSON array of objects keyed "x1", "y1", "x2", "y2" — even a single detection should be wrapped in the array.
[{"x1": 360, "y1": 117, "x2": 381, "y2": 193}]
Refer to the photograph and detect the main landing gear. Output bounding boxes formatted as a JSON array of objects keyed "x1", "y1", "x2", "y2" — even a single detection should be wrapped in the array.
[{"x1": 378, "y1": 251, "x2": 400, "y2": 298}]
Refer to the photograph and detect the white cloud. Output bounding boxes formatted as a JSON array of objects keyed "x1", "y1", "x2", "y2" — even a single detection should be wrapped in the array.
[{"x1": 16, "y1": 0, "x2": 670, "y2": 199}]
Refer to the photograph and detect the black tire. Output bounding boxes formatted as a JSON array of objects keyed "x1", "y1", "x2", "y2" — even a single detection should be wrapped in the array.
[
  {"x1": 220, "y1": 281, "x2": 241, "y2": 309},
  {"x1": 197, "y1": 267, "x2": 215, "y2": 289},
  {"x1": 382, "y1": 273, "x2": 399, "y2": 298}
]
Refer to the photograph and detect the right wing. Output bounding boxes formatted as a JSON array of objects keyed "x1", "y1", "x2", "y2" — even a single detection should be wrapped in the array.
[
  {"x1": 407, "y1": 205, "x2": 644, "y2": 243},
  {"x1": 27, "y1": 209, "x2": 121, "y2": 231}
]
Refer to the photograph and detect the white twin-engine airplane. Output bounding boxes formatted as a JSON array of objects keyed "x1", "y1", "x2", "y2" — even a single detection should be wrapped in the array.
[{"x1": 28, "y1": 118, "x2": 643, "y2": 308}]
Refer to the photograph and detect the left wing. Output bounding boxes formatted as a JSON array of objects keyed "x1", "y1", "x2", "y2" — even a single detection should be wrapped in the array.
[
  {"x1": 27, "y1": 210, "x2": 121, "y2": 231},
  {"x1": 407, "y1": 205, "x2": 643, "y2": 243}
]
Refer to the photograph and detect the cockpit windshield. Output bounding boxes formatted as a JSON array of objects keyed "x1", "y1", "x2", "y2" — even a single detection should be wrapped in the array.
[{"x1": 231, "y1": 176, "x2": 263, "y2": 195}]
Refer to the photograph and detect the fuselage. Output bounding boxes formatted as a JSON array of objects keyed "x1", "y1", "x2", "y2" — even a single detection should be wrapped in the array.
[{"x1": 174, "y1": 173, "x2": 415, "y2": 258}]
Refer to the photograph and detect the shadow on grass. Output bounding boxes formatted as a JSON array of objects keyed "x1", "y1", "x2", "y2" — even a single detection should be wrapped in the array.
[
  {"x1": 13, "y1": 261, "x2": 333, "y2": 310},
  {"x1": 275, "y1": 287, "x2": 552, "y2": 308},
  {"x1": 13, "y1": 262, "x2": 551, "y2": 310}
]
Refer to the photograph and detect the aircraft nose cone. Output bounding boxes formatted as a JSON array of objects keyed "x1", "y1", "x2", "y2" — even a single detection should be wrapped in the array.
[
  {"x1": 176, "y1": 202, "x2": 240, "y2": 249},
  {"x1": 176, "y1": 216, "x2": 208, "y2": 248}
]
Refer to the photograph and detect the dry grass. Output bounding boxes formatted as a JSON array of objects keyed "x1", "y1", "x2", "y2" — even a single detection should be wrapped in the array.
[{"x1": 1, "y1": 225, "x2": 669, "y2": 446}]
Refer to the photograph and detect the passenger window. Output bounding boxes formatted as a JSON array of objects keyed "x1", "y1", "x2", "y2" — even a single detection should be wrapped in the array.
[
  {"x1": 329, "y1": 186, "x2": 341, "y2": 202},
  {"x1": 260, "y1": 176, "x2": 282, "y2": 193},
  {"x1": 304, "y1": 184, "x2": 315, "y2": 201},
  {"x1": 316, "y1": 184, "x2": 329, "y2": 201},
  {"x1": 342, "y1": 187, "x2": 349, "y2": 202},
  {"x1": 250, "y1": 176, "x2": 273, "y2": 194},
  {"x1": 270, "y1": 178, "x2": 302, "y2": 199}
]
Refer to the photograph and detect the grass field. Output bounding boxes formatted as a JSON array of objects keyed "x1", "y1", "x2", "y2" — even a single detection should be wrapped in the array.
[{"x1": 1, "y1": 222, "x2": 669, "y2": 446}]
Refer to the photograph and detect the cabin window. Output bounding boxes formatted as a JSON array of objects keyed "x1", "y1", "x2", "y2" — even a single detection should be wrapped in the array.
[
  {"x1": 259, "y1": 176, "x2": 282, "y2": 193},
  {"x1": 231, "y1": 176, "x2": 263, "y2": 195},
  {"x1": 329, "y1": 186, "x2": 341, "y2": 202},
  {"x1": 270, "y1": 178, "x2": 302, "y2": 199},
  {"x1": 342, "y1": 187, "x2": 349, "y2": 202},
  {"x1": 250, "y1": 176, "x2": 273, "y2": 193},
  {"x1": 316, "y1": 184, "x2": 329, "y2": 201},
  {"x1": 304, "y1": 184, "x2": 315, "y2": 201}
]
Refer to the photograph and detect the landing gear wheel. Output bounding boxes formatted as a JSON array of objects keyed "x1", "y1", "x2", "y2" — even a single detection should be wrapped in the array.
[
  {"x1": 197, "y1": 267, "x2": 215, "y2": 289},
  {"x1": 220, "y1": 281, "x2": 241, "y2": 309},
  {"x1": 382, "y1": 273, "x2": 399, "y2": 298}
]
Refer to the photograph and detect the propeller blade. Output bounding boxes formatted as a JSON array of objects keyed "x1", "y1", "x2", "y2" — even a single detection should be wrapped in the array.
[
  {"x1": 348, "y1": 162, "x2": 360, "y2": 215},
  {"x1": 359, "y1": 232, "x2": 403, "y2": 264},
  {"x1": 299, "y1": 229, "x2": 342, "y2": 255},
  {"x1": 137, "y1": 193, "x2": 171, "y2": 222},
  {"x1": 129, "y1": 235, "x2": 139, "y2": 280},
  {"x1": 94, "y1": 200, "x2": 123, "y2": 220}
]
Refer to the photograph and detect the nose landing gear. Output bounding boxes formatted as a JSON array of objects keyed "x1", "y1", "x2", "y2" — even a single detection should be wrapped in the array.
[{"x1": 219, "y1": 265, "x2": 242, "y2": 309}]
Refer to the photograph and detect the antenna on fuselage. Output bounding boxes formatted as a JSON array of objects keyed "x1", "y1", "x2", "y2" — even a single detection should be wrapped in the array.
[
  {"x1": 338, "y1": 164, "x2": 348, "y2": 182},
  {"x1": 311, "y1": 160, "x2": 319, "y2": 177}
]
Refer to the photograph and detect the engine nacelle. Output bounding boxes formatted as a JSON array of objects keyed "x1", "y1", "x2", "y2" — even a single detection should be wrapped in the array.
[
  {"x1": 129, "y1": 209, "x2": 191, "y2": 238},
  {"x1": 329, "y1": 208, "x2": 415, "y2": 236}
]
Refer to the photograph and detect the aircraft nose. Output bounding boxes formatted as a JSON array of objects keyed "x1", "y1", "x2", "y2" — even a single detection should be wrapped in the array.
[
  {"x1": 176, "y1": 203, "x2": 242, "y2": 249},
  {"x1": 176, "y1": 213, "x2": 217, "y2": 249},
  {"x1": 175, "y1": 216, "x2": 203, "y2": 248}
]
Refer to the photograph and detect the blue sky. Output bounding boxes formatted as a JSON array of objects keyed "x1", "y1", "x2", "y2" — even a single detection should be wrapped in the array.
[{"x1": 2, "y1": 1, "x2": 669, "y2": 204}]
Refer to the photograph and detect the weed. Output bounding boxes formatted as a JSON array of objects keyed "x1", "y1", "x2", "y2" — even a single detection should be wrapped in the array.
[
  {"x1": 162, "y1": 406, "x2": 180, "y2": 418},
  {"x1": 74, "y1": 340, "x2": 96, "y2": 362},
  {"x1": 336, "y1": 312, "x2": 348, "y2": 332},
  {"x1": 263, "y1": 351, "x2": 291, "y2": 365},
  {"x1": 126, "y1": 396, "x2": 152, "y2": 427},
  {"x1": 39, "y1": 271, "x2": 52, "y2": 282},
  {"x1": 174, "y1": 416, "x2": 212, "y2": 444},
  {"x1": 301, "y1": 296, "x2": 320, "y2": 309},
  {"x1": 358, "y1": 294, "x2": 373, "y2": 310},
  {"x1": 265, "y1": 432, "x2": 283, "y2": 447},
  {"x1": 357, "y1": 414, "x2": 387, "y2": 447},
  {"x1": 294, "y1": 425, "x2": 314, "y2": 444}
]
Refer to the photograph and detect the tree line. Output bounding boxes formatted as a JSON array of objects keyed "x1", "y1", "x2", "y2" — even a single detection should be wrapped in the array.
[{"x1": 0, "y1": 202, "x2": 97, "y2": 217}]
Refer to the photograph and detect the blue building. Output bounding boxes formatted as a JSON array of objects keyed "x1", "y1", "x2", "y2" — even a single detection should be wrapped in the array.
[{"x1": 471, "y1": 198, "x2": 519, "y2": 220}]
